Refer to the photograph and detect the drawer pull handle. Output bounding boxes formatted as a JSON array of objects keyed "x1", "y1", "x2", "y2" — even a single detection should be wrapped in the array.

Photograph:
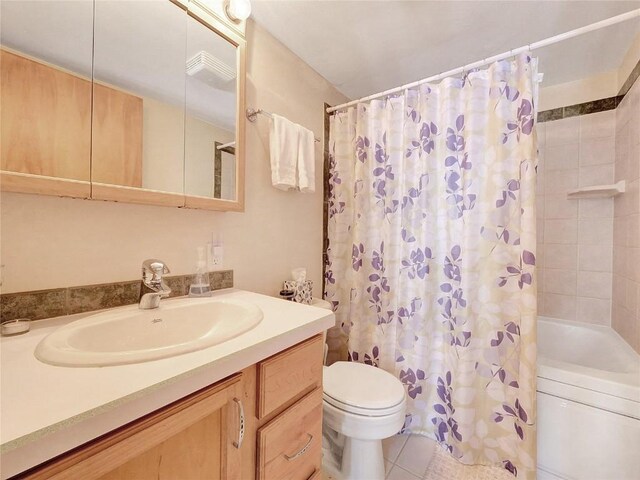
[
  {"x1": 233, "y1": 397, "x2": 245, "y2": 449},
  {"x1": 284, "y1": 433, "x2": 313, "y2": 461}
]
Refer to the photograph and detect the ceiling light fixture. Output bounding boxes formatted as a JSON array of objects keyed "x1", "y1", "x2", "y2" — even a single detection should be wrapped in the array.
[{"x1": 224, "y1": 0, "x2": 251, "y2": 23}]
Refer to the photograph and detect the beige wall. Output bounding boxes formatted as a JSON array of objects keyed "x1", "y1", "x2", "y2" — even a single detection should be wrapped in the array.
[
  {"x1": 536, "y1": 111, "x2": 616, "y2": 325},
  {"x1": 539, "y1": 70, "x2": 619, "y2": 112},
  {"x1": 142, "y1": 97, "x2": 235, "y2": 196},
  {"x1": 618, "y1": 31, "x2": 640, "y2": 93},
  {"x1": 220, "y1": 150, "x2": 236, "y2": 200},
  {"x1": 0, "y1": 20, "x2": 348, "y2": 299},
  {"x1": 184, "y1": 115, "x2": 235, "y2": 198},
  {"x1": 142, "y1": 97, "x2": 185, "y2": 193},
  {"x1": 612, "y1": 77, "x2": 640, "y2": 353},
  {"x1": 539, "y1": 31, "x2": 640, "y2": 112}
]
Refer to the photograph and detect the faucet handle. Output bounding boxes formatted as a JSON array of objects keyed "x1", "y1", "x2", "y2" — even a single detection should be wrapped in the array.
[
  {"x1": 143, "y1": 259, "x2": 170, "y2": 274},
  {"x1": 142, "y1": 259, "x2": 170, "y2": 287}
]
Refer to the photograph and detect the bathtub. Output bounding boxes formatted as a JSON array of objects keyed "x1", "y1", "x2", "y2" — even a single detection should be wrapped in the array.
[{"x1": 537, "y1": 316, "x2": 640, "y2": 480}]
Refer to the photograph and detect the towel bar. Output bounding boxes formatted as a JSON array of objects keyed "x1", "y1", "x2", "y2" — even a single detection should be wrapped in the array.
[{"x1": 246, "y1": 108, "x2": 320, "y2": 142}]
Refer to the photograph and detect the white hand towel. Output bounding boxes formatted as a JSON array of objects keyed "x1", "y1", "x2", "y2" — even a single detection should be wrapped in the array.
[
  {"x1": 269, "y1": 114, "x2": 298, "y2": 190},
  {"x1": 297, "y1": 127, "x2": 315, "y2": 193}
]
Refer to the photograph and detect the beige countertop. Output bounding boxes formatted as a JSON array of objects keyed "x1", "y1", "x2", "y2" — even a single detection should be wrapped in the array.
[{"x1": 0, "y1": 289, "x2": 334, "y2": 479}]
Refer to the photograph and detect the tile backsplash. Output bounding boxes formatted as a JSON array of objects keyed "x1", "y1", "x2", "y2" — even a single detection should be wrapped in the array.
[
  {"x1": 613, "y1": 77, "x2": 640, "y2": 353},
  {"x1": 537, "y1": 74, "x2": 640, "y2": 354},
  {"x1": 537, "y1": 110, "x2": 615, "y2": 325},
  {"x1": 0, "y1": 270, "x2": 233, "y2": 322}
]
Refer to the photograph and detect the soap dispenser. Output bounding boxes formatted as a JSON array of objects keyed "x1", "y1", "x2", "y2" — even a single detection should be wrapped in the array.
[{"x1": 189, "y1": 247, "x2": 212, "y2": 297}]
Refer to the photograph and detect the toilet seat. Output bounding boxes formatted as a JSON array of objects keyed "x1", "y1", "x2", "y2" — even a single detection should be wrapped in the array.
[
  {"x1": 323, "y1": 391, "x2": 405, "y2": 417},
  {"x1": 322, "y1": 361, "x2": 408, "y2": 479},
  {"x1": 323, "y1": 361, "x2": 406, "y2": 417}
]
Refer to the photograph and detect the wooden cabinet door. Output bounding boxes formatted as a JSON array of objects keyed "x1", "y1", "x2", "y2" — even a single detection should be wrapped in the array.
[
  {"x1": 21, "y1": 375, "x2": 244, "y2": 480},
  {"x1": 0, "y1": 50, "x2": 92, "y2": 198},
  {"x1": 91, "y1": 83, "x2": 143, "y2": 188},
  {"x1": 256, "y1": 387, "x2": 323, "y2": 480},
  {"x1": 0, "y1": 50, "x2": 92, "y2": 181}
]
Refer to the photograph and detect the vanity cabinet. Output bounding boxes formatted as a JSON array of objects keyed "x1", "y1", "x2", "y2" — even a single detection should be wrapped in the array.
[
  {"x1": 257, "y1": 331, "x2": 324, "y2": 419},
  {"x1": 256, "y1": 335, "x2": 324, "y2": 480},
  {"x1": 21, "y1": 375, "x2": 243, "y2": 480},
  {"x1": 257, "y1": 388, "x2": 323, "y2": 480},
  {"x1": 16, "y1": 335, "x2": 324, "y2": 480}
]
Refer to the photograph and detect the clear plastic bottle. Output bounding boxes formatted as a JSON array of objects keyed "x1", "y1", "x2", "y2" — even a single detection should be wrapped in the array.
[{"x1": 189, "y1": 246, "x2": 212, "y2": 297}]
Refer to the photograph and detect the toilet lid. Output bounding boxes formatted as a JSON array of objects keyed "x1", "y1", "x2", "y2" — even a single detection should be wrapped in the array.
[{"x1": 323, "y1": 362, "x2": 406, "y2": 416}]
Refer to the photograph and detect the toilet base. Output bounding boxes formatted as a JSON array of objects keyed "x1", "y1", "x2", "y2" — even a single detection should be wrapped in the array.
[
  {"x1": 343, "y1": 437, "x2": 385, "y2": 480},
  {"x1": 322, "y1": 436, "x2": 385, "y2": 480}
]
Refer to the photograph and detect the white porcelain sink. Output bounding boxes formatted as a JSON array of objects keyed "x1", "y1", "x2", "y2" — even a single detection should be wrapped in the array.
[{"x1": 35, "y1": 298, "x2": 263, "y2": 367}]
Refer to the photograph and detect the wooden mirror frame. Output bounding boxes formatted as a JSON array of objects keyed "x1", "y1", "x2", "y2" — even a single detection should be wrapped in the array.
[{"x1": 181, "y1": 0, "x2": 246, "y2": 212}]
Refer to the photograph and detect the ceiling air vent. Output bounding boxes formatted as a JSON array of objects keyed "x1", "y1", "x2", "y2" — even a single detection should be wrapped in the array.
[{"x1": 186, "y1": 51, "x2": 236, "y2": 87}]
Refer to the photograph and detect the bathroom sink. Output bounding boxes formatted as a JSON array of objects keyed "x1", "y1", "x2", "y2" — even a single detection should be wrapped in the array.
[{"x1": 35, "y1": 298, "x2": 263, "y2": 367}]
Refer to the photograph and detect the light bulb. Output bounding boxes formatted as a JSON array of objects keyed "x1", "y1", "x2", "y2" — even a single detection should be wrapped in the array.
[{"x1": 225, "y1": 0, "x2": 251, "y2": 22}]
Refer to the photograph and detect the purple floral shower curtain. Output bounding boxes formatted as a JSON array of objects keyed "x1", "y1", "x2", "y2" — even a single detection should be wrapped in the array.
[{"x1": 325, "y1": 54, "x2": 538, "y2": 479}]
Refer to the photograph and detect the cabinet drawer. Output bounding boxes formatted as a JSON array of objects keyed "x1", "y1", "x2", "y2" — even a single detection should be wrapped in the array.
[
  {"x1": 257, "y1": 334, "x2": 323, "y2": 419},
  {"x1": 257, "y1": 387, "x2": 323, "y2": 480}
]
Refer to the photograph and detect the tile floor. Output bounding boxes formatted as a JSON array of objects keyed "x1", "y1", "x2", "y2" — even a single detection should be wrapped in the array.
[
  {"x1": 324, "y1": 433, "x2": 515, "y2": 480},
  {"x1": 382, "y1": 434, "x2": 438, "y2": 479}
]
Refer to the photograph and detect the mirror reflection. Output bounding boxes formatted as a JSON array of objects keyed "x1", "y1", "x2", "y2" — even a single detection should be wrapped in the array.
[
  {"x1": 0, "y1": 0, "x2": 94, "y2": 184},
  {"x1": 184, "y1": 13, "x2": 237, "y2": 201},
  {"x1": 1, "y1": 0, "x2": 240, "y2": 205},
  {"x1": 215, "y1": 143, "x2": 237, "y2": 200},
  {"x1": 91, "y1": 0, "x2": 187, "y2": 193},
  {"x1": 91, "y1": 1, "x2": 238, "y2": 200}
]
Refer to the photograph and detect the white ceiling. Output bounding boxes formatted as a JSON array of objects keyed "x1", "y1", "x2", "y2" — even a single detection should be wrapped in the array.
[
  {"x1": 1, "y1": 0, "x2": 237, "y2": 130},
  {"x1": 251, "y1": 0, "x2": 640, "y2": 100}
]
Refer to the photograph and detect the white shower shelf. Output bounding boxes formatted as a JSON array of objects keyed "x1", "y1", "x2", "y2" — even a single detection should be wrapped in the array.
[{"x1": 567, "y1": 181, "x2": 625, "y2": 199}]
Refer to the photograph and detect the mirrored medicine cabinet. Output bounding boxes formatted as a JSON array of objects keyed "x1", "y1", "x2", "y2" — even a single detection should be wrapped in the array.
[{"x1": 0, "y1": 0, "x2": 246, "y2": 211}]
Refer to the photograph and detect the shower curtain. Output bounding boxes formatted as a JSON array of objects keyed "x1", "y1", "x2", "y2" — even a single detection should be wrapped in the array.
[{"x1": 325, "y1": 54, "x2": 538, "y2": 479}]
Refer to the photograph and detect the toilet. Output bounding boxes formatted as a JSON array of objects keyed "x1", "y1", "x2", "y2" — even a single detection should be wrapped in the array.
[
  {"x1": 310, "y1": 298, "x2": 407, "y2": 479},
  {"x1": 321, "y1": 361, "x2": 407, "y2": 480}
]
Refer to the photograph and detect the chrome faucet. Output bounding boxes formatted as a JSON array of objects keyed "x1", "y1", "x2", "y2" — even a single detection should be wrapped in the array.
[{"x1": 139, "y1": 259, "x2": 171, "y2": 309}]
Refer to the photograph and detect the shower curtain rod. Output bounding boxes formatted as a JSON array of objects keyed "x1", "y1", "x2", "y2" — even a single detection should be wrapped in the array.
[{"x1": 326, "y1": 8, "x2": 640, "y2": 114}]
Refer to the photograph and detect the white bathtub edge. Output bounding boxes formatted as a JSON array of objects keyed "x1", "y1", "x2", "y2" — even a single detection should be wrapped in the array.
[{"x1": 537, "y1": 376, "x2": 640, "y2": 419}]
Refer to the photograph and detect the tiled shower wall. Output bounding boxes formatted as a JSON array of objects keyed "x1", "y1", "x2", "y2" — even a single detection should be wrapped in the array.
[
  {"x1": 613, "y1": 79, "x2": 640, "y2": 352},
  {"x1": 536, "y1": 110, "x2": 616, "y2": 324}
]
